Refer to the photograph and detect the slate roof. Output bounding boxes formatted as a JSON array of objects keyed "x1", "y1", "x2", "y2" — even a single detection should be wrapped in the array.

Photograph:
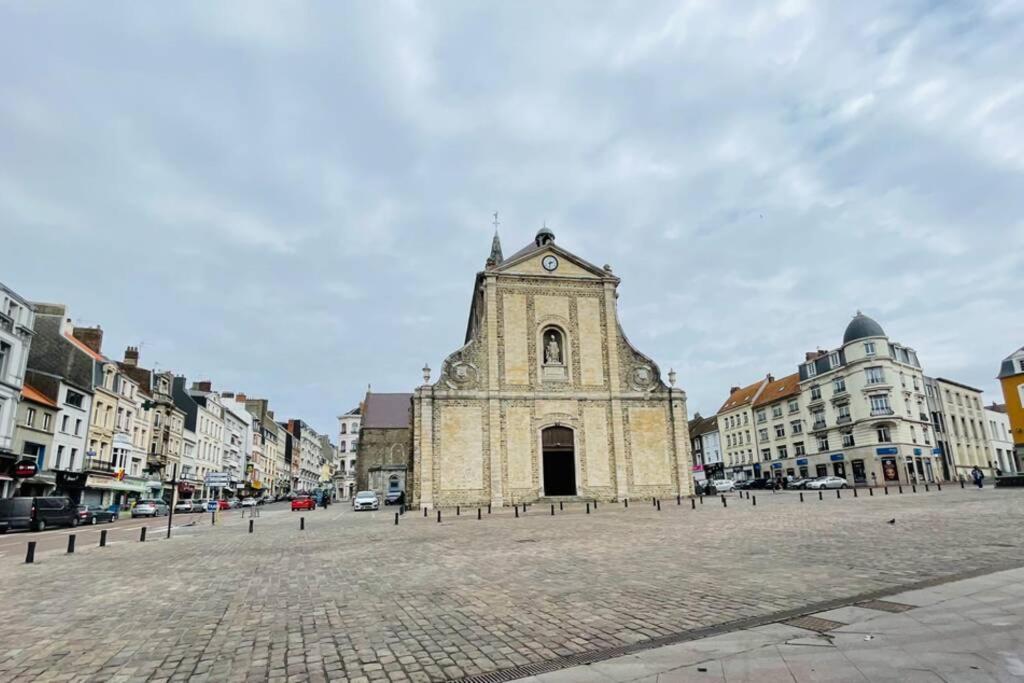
[
  {"x1": 752, "y1": 373, "x2": 800, "y2": 407},
  {"x1": 688, "y1": 414, "x2": 719, "y2": 438},
  {"x1": 843, "y1": 311, "x2": 886, "y2": 344},
  {"x1": 998, "y1": 347, "x2": 1024, "y2": 379},
  {"x1": 362, "y1": 393, "x2": 413, "y2": 429},
  {"x1": 64, "y1": 332, "x2": 106, "y2": 362}
]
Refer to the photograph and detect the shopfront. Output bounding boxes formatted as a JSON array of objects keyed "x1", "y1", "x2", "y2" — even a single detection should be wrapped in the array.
[
  {"x1": 877, "y1": 447, "x2": 900, "y2": 483},
  {"x1": 54, "y1": 470, "x2": 88, "y2": 503},
  {"x1": 851, "y1": 459, "x2": 867, "y2": 485},
  {"x1": 830, "y1": 453, "x2": 846, "y2": 478},
  {"x1": 795, "y1": 458, "x2": 809, "y2": 478},
  {"x1": 82, "y1": 474, "x2": 149, "y2": 508}
]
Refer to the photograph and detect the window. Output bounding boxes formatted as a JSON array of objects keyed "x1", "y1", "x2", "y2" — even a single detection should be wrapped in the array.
[
  {"x1": 794, "y1": 442, "x2": 806, "y2": 456},
  {"x1": 61, "y1": 415, "x2": 70, "y2": 432},
  {"x1": 74, "y1": 419, "x2": 82, "y2": 436},
  {"x1": 788, "y1": 399, "x2": 799, "y2": 414},
  {"x1": 837, "y1": 404, "x2": 851, "y2": 421},
  {"x1": 956, "y1": 393, "x2": 963, "y2": 406},
  {"x1": 55, "y1": 445, "x2": 65, "y2": 469},
  {"x1": 911, "y1": 426, "x2": 917, "y2": 443},
  {"x1": 774, "y1": 424, "x2": 785, "y2": 438},
  {"x1": 877, "y1": 426, "x2": 892, "y2": 443},
  {"x1": 757, "y1": 409, "x2": 766, "y2": 423},
  {"x1": 791, "y1": 420, "x2": 803, "y2": 435},
  {"x1": 742, "y1": 413, "x2": 748, "y2": 425},
  {"x1": 866, "y1": 367, "x2": 884, "y2": 385},
  {"x1": 833, "y1": 377, "x2": 846, "y2": 394},
  {"x1": 900, "y1": 372, "x2": 906, "y2": 388},
  {"x1": 842, "y1": 430, "x2": 855, "y2": 447},
  {"x1": 758, "y1": 428, "x2": 768, "y2": 441},
  {"x1": 864, "y1": 341, "x2": 876, "y2": 356},
  {"x1": 913, "y1": 376, "x2": 920, "y2": 391},
  {"x1": 772, "y1": 405, "x2": 783, "y2": 419},
  {"x1": 339, "y1": 442, "x2": 346, "y2": 452},
  {"x1": 816, "y1": 435, "x2": 830, "y2": 452},
  {"x1": 761, "y1": 448, "x2": 771, "y2": 461},
  {"x1": 341, "y1": 424, "x2": 347, "y2": 434},
  {"x1": 811, "y1": 410, "x2": 825, "y2": 429},
  {"x1": 26, "y1": 407, "x2": 36, "y2": 427},
  {"x1": 828, "y1": 352, "x2": 840, "y2": 369},
  {"x1": 810, "y1": 385, "x2": 822, "y2": 401},
  {"x1": 925, "y1": 384, "x2": 934, "y2": 398},
  {"x1": 778, "y1": 445, "x2": 788, "y2": 459},
  {"x1": 42, "y1": 413, "x2": 51, "y2": 431},
  {"x1": 806, "y1": 362, "x2": 817, "y2": 378},
  {"x1": 869, "y1": 394, "x2": 892, "y2": 415},
  {"x1": 744, "y1": 431, "x2": 750, "y2": 444}
]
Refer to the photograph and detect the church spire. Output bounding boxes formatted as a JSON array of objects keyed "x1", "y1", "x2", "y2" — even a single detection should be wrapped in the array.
[{"x1": 487, "y1": 211, "x2": 503, "y2": 267}]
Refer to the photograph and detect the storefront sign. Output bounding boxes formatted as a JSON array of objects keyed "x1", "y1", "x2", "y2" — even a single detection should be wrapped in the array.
[
  {"x1": 876, "y1": 447, "x2": 898, "y2": 456},
  {"x1": 932, "y1": 448, "x2": 941, "y2": 455},
  {"x1": 830, "y1": 453, "x2": 845, "y2": 462},
  {"x1": 881, "y1": 457, "x2": 899, "y2": 482},
  {"x1": 771, "y1": 462, "x2": 783, "y2": 469},
  {"x1": 691, "y1": 464, "x2": 704, "y2": 472},
  {"x1": 913, "y1": 448, "x2": 922, "y2": 456},
  {"x1": 14, "y1": 460, "x2": 37, "y2": 478},
  {"x1": 796, "y1": 458, "x2": 808, "y2": 466},
  {"x1": 55, "y1": 470, "x2": 88, "y2": 488}
]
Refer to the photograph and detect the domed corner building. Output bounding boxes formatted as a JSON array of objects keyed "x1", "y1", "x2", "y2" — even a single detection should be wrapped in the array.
[{"x1": 409, "y1": 226, "x2": 693, "y2": 510}]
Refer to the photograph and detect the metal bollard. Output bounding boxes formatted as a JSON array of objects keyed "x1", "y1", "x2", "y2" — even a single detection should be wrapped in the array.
[
  {"x1": 594, "y1": 501, "x2": 598, "y2": 510},
  {"x1": 656, "y1": 500, "x2": 661, "y2": 511},
  {"x1": 898, "y1": 485, "x2": 903, "y2": 494},
  {"x1": 799, "y1": 492, "x2": 804, "y2": 503},
  {"x1": 677, "y1": 495, "x2": 681, "y2": 505},
  {"x1": 394, "y1": 513, "x2": 399, "y2": 526},
  {"x1": 836, "y1": 489, "x2": 841, "y2": 499},
  {"x1": 853, "y1": 487, "x2": 858, "y2": 498},
  {"x1": 249, "y1": 519, "x2": 254, "y2": 534},
  {"x1": 551, "y1": 504, "x2": 555, "y2": 516},
  {"x1": 437, "y1": 510, "x2": 441, "y2": 523},
  {"x1": 25, "y1": 541, "x2": 36, "y2": 564},
  {"x1": 457, "y1": 506, "x2": 460, "y2": 516},
  {"x1": 300, "y1": 517, "x2": 305, "y2": 530},
  {"x1": 912, "y1": 485, "x2": 916, "y2": 493},
  {"x1": 211, "y1": 511, "x2": 216, "y2": 526},
  {"x1": 515, "y1": 506, "x2": 519, "y2": 518},
  {"x1": 521, "y1": 503, "x2": 526, "y2": 515},
  {"x1": 100, "y1": 529, "x2": 107, "y2": 547},
  {"x1": 424, "y1": 506, "x2": 428, "y2": 517},
  {"x1": 653, "y1": 497, "x2": 657, "y2": 507},
  {"x1": 477, "y1": 508, "x2": 481, "y2": 520},
  {"x1": 884, "y1": 486, "x2": 888, "y2": 495},
  {"x1": 925, "y1": 484, "x2": 929, "y2": 492},
  {"x1": 819, "y1": 491, "x2": 823, "y2": 501},
  {"x1": 488, "y1": 503, "x2": 492, "y2": 514},
  {"x1": 937, "y1": 482, "x2": 942, "y2": 491},
  {"x1": 586, "y1": 502, "x2": 590, "y2": 514},
  {"x1": 869, "y1": 487, "x2": 874, "y2": 496},
  {"x1": 140, "y1": 527, "x2": 147, "y2": 542},
  {"x1": 721, "y1": 495, "x2": 727, "y2": 508},
  {"x1": 67, "y1": 534, "x2": 76, "y2": 554},
  {"x1": 624, "y1": 498, "x2": 629, "y2": 509},
  {"x1": 559, "y1": 501, "x2": 564, "y2": 511},
  {"x1": 746, "y1": 491, "x2": 750, "y2": 500},
  {"x1": 691, "y1": 498, "x2": 696, "y2": 510},
  {"x1": 752, "y1": 495, "x2": 756, "y2": 507}
]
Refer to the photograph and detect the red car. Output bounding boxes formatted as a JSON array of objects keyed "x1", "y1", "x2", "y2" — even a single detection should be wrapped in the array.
[
  {"x1": 217, "y1": 500, "x2": 231, "y2": 511},
  {"x1": 291, "y1": 497, "x2": 316, "y2": 511}
]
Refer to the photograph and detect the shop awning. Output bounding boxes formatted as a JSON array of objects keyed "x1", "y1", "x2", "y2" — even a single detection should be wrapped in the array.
[{"x1": 85, "y1": 475, "x2": 149, "y2": 494}]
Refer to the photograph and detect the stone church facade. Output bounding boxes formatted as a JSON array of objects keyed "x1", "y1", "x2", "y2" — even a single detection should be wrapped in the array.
[{"x1": 411, "y1": 227, "x2": 692, "y2": 509}]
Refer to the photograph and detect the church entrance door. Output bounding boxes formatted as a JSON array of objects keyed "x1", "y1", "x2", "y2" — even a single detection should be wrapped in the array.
[{"x1": 541, "y1": 426, "x2": 576, "y2": 496}]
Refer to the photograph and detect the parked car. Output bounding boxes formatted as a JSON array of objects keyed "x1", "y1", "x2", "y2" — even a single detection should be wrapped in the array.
[
  {"x1": 384, "y1": 490, "x2": 405, "y2": 506},
  {"x1": 241, "y1": 497, "x2": 258, "y2": 508},
  {"x1": 0, "y1": 496, "x2": 79, "y2": 532},
  {"x1": 747, "y1": 478, "x2": 774, "y2": 490},
  {"x1": 733, "y1": 480, "x2": 753, "y2": 490},
  {"x1": 227, "y1": 499, "x2": 241, "y2": 509},
  {"x1": 174, "y1": 500, "x2": 195, "y2": 513},
  {"x1": 352, "y1": 490, "x2": 380, "y2": 511},
  {"x1": 291, "y1": 496, "x2": 316, "y2": 511},
  {"x1": 217, "y1": 499, "x2": 231, "y2": 511},
  {"x1": 708, "y1": 479, "x2": 735, "y2": 493},
  {"x1": 788, "y1": 478, "x2": 813, "y2": 489},
  {"x1": 807, "y1": 476, "x2": 848, "y2": 490},
  {"x1": 77, "y1": 504, "x2": 118, "y2": 525},
  {"x1": 131, "y1": 499, "x2": 170, "y2": 518}
]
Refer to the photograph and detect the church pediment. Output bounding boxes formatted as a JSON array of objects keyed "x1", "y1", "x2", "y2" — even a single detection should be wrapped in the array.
[{"x1": 496, "y1": 244, "x2": 611, "y2": 280}]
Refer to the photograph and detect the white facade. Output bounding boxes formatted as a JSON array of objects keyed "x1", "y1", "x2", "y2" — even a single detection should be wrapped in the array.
[
  {"x1": 180, "y1": 428, "x2": 198, "y2": 488},
  {"x1": 986, "y1": 407, "x2": 1015, "y2": 474},
  {"x1": 337, "y1": 407, "x2": 361, "y2": 497},
  {"x1": 51, "y1": 381, "x2": 92, "y2": 473},
  {"x1": 221, "y1": 398, "x2": 253, "y2": 494},
  {"x1": 1, "y1": 282, "x2": 35, "y2": 497},
  {"x1": 926, "y1": 377, "x2": 993, "y2": 478},
  {"x1": 192, "y1": 391, "x2": 225, "y2": 496}
]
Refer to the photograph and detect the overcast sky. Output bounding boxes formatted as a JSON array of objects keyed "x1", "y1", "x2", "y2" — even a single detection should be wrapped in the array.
[{"x1": 2, "y1": 1, "x2": 1022, "y2": 437}]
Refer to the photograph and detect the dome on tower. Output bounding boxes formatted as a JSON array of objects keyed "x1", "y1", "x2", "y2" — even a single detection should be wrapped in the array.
[
  {"x1": 535, "y1": 225, "x2": 555, "y2": 246},
  {"x1": 843, "y1": 311, "x2": 886, "y2": 344}
]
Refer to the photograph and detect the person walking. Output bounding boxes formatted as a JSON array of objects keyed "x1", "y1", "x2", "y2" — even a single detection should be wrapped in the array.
[{"x1": 971, "y1": 466, "x2": 984, "y2": 489}]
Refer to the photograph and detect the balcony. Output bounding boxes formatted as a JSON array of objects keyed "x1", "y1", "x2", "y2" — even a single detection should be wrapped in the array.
[
  {"x1": 870, "y1": 407, "x2": 895, "y2": 417},
  {"x1": 812, "y1": 421, "x2": 827, "y2": 432},
  {"x1": 836, "y1": 415, "x2": 852, "y2": 425}
]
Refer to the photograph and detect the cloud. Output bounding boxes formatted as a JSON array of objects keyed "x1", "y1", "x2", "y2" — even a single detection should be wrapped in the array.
[{"x1": 1, "y1": 0, "x2": 1021, "y2": 433}]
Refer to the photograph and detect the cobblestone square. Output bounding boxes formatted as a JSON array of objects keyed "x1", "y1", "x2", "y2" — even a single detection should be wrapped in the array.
[{"x1": 1, "y1": 488, "x2": 1022, "y2": 682}]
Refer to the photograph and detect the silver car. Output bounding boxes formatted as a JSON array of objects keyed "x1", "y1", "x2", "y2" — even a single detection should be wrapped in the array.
[
  {"x1": 352, "y1": 490, "x2": 380, "y2": 511},
  {"x1": 132, "y1": 499, "x2": 170, "y2": 517},
  {"x1": 807, "y1": 476, "x2": 848, "y2": 490}
]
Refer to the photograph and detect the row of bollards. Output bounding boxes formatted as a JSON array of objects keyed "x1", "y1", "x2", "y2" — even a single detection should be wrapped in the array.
[{"x1": 26, "y1": 525, "x2": 140, "y2": 564}]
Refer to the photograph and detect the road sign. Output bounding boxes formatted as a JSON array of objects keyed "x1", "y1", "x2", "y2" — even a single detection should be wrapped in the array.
[
  {"x1": 205, "y1": 472, "x2": 229, "y2": 485},
  {"x1": 206, "y1": 500, "x2": 219, "y2": 512}
]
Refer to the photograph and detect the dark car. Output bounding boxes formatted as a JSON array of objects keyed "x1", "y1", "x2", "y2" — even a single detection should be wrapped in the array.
[
  {"x1": 384, "y1": 490, "x2": 405, "y2": 506},
  {"x1": 0, "y1": 496, "x2": 79, "y2": 533},
  {"x1": 747, "y1": 478, "x2": 773, "y2": 490},
  {"x1": 733, "y1": 480, "x2": 752, "y2": 490},
  {"x1": 76, "y1": 504, "x2": 118, "y2": 525}
]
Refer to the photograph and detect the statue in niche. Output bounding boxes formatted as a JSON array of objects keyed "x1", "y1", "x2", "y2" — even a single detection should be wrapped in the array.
[{"x1": 545, "y1": 332, "x2": 562, "y2": 365}]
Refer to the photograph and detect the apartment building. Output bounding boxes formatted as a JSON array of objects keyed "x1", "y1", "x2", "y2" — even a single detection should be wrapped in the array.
[
  {"x1": 0, "y1": 282, "x2": 35, "y2": 496},
  {"x1": 925, "y1": 377, "x2": 991, "y2": 480}
]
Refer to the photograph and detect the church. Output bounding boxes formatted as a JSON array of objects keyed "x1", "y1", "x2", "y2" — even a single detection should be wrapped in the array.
[{"x1": 409, "y1": 225, "x2": 692, "y2": 508}]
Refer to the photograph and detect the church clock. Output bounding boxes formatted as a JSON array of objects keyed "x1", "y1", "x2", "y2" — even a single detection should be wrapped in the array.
[{"x1": 542, "y1": 255, "x2": 559, "y2": 272}]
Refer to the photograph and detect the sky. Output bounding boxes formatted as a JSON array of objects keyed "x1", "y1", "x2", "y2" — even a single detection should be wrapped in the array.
[{"x1": 2, "y1": 1, "x2": 1022, "y2": 437}]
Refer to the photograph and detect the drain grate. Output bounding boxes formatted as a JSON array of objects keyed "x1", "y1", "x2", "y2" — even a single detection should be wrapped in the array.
[
  {"x1": 783, "y1": 615, "x2": 846, "y2": 633},
  {"x1": 857, "y1": 599, "x2": 915, "y2": 613}
]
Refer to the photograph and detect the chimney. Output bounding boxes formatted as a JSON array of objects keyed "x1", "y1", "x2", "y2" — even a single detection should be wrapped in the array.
[
  {"x1": 767, "y1": 373, "x2": 775, "y2": 383},
  {"x1": 192, "y1": 380, "x2": 213, "y2": 393},
  {"x1": 235, "y1": 393, "x2": 247, "y2": 402},
  {"x1": 729, "y1": 386, "x2": 740, "y2": 394},
  {"x1": 805, "y1": 351, "x2": 825, "y2": 361},
  {"x1": 220, "y1": 391, "x2": 235, "y2": 399},
  {"x1": 267, "y1": 409, "x2": 275, "y2": 419},
  {"x1": 123, "y1": 346, "x2": 140, "y2": 367},
  {"x1": 72, "y1": 326, "x2": 103, "y2": 354}
]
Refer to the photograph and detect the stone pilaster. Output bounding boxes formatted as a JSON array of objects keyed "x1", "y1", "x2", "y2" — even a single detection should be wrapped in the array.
[
  {"x1": 602, "y1": 281, "x2": 629, "y2": 500},
  {"x1": 485, "y1": 274, "x2": 505, "y2": 506}
]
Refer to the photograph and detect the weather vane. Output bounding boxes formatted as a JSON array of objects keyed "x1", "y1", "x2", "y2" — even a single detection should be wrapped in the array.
[{"x1": 493, "y1": 211, "x2": 500, "y2": 231}]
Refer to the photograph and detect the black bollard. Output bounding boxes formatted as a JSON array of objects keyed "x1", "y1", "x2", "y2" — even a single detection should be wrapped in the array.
[
  {"x1": 488, "y1": 503, "x2": 492, "y2": 514},
  {"x1": 457, "y1": 505, "x2": 460, "y2": 516},
  {"x1": 699, "y1": 495, "x2": 704, "y2": 505},
  {"x1": 100, "y1": 529, "x2": 107, "y2": 547},
  {"x1": 853, "y1": 487, "x2": 858, "y2": 498},
  {"x1": 925, "y1": 484, "x2": 929, "y2": 492},
  {"x1": 898, "y1": 485, "x2": 903, "y2": 494},
  {"x1": 424, "y1": 506, "x2": 428, "y2": 517},
  {"x1": 746, "y1": 491, "x2": 750, "y2": 500},
  {"x1": 594, "y1": 501, "x2": 598, "y2": 510},
  {"x1": 559, "y1": 501, "x2": 564, "y2": 511},
  {"x1": 937, "y1": 482, "x2": 942, "y2": 491},
  {"x1": 652, "y1": 497, "x2": 656, "y2": 507},
  {"x1": 477, "y1": 508, "x2": 481, "y2": 520},
  {"x1": 586, "y1": 502, "x2": 591, "y2": 514},
  {"x1": 752, "y1": 495, "x2": 756, "y2": 506},
  {"x1": 656, "y1": 500, "x2": 661, "y2": 511},
  {"x1": 437, "y1": 510, "x2": 441, "y2": 523},
  {"x1": 912, "y1": 485, "x2": 916, "y2": 493},
  {"x1": 691, "y1": 498, "x2": 696, "y2": 510},
  {"x1": 799, "y1": 492, "x2": 804, "y2": 503},
  {"x1": 869, "y1": 487, "x2": 874, "y2": 496},
  {"x1": 300, "y1": 516, "x2": 306, "y2": 530},
  {"x1": 836, "y1": 489, "x2": 841, "y2": 499},
  {"x1": 515, "y1": 506, "x2": 519, "y2": 518},
  {"x1": 25, "y1": 541, "x2": 36, "y2": 564},
  {"x1": 677, "y1": 494, "x2": 681, "y2": 505},
  {"x1": 140, "y1": 527, "x2": 147, "y2": 542},
  {"x1": 551, "y1": 504, "x2": 555, "y2": 516},
  {"x1": 394, "y1": 513, "x2": 399, "y2": 526},
  {"x1": 624, "y1": 498, "x2": 629, "y2": 509},
  {"x1": 211, "y1": 511, "x2": 215, "y2": 526},
  {"x1": 884, "y1": 486, "x2": 889, "y2": 495},
  {"x1": 521, "y1": 503, "x2": 526, "y2": 515},
  {"x1": 249, "y1": 519, "x2": 254, "y2": 534},
  {"x1": 818, "y1": 491, "x2": 823, "y2": 501},
  {"x1": 67, "y1": 534, "x2": 76, "y2": 554},
  {"x1": 721, "y1": 495, "x2": 727, "y2": 508}
]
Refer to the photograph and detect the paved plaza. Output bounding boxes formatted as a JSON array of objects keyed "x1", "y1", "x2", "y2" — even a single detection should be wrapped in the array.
[{"x1": 0, "y1": 487, "x2": 1022, "y2": 682}]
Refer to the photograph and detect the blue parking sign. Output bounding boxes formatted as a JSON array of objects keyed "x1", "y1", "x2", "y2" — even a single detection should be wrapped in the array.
[{"x1": 206, "y1": 500, "x2": 219, "y2": 512}]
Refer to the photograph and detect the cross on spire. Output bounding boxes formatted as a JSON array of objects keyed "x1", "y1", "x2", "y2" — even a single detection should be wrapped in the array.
[{"x1": 487, "y1": 211, "x2": 504, "y2": 266}]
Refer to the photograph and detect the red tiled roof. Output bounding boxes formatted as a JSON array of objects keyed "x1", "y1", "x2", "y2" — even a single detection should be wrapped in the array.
[
  {"x1": 717, "y1": 379, "x2": 766, "y2": 413},
  {"x1": 22, "y1": 383, "x2": 58, "y2": 408},
  {"x1": 64, "y1": 332, "x2": 105, "y2": 361},
  {"x1": 752, "y1": 373, "x2": 800, "y2": 407}
]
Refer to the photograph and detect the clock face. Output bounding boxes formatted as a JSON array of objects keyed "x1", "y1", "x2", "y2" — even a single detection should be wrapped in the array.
[{"x1": 542, "y1": 255, "x2": 559, "y2": 272}]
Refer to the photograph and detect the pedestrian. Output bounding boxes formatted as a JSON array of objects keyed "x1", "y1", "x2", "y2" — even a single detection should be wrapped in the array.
[{"x1": 971, "y1": 466, "x2": 984, "y2": 489}]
